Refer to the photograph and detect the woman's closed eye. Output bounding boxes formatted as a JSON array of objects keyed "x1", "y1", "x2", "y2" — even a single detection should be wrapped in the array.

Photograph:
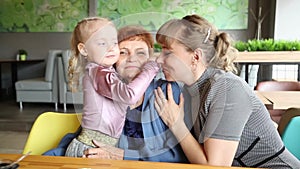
[
  {"x1": 136, "y1": 51, "x2": 146, "y2": 57},
  {"x1": 120, "y1": 49, "x2": 129, "y2": 56},
  {"x1": 162, "y1": 50, "x2": 172, "y2": 57}
]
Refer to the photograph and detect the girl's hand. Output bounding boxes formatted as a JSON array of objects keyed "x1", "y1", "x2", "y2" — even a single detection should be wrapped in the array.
[
  {"x1": 154, "y1": 84, "x2": 185, "y2": 135},
  {"x1": 83, "y1": 140, "x2": 124, "y2": 160},
  {"x1": 148, "y1": 52, "x2": 158, "y2": 62}
]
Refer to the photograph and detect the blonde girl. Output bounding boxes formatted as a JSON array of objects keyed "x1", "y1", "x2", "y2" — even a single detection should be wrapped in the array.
[{"x1": 65, "y1": 17, "x2": 159, "y2": 158}]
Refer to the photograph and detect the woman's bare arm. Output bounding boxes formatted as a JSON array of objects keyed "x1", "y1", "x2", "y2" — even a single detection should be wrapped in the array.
[{"x1": 154, "y1": 84, "x2": 238, "y2": 166}]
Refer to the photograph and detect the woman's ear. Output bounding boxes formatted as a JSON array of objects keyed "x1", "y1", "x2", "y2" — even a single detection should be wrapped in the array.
[
  {"x1": 193, "y1": 48, "x2": 202, "y2": 62},
  {"x1": 194, "y1": 48, "x2": 208, "y2": 67},
  {"x1": 77, "y1": 43, "x2": 88, "y2": 56}
]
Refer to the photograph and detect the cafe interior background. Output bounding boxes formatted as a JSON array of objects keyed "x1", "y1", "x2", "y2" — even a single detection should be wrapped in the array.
[
  {"x1": 0, "y1": 0, "x2": 299, "y2": 153},
  {"x1": 0, "y1": 0, "x2": 266, "y2": 94}
]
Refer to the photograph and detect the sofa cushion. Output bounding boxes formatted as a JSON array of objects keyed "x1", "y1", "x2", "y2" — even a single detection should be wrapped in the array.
[
  {"x1": 15, "y1": 78, "x2": 52, "y2": 90},
  {"x1": 16, "y1": 91, "x2": 52, "y2": 102}
]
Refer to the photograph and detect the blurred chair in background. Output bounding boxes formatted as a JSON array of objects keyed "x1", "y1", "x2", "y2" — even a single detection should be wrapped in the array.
[
  {"x1": 58, "y1": 50, "x2": 83, "y2": 112},
  {"x1": 280, "y1": 115, "x2": 300, "y2": 160},
  {"x1": 255, "y1": 81, "x2": 300, "y2": 91},
  {"x1": 255, "y1": 80, "x2": 300, "y2": 123},
  {"x1": 277, "y1": 107, "x2": 300, "y2": 136},
  {"x1": 15, "y1": 50, "x2": 61, "y2": 110}
]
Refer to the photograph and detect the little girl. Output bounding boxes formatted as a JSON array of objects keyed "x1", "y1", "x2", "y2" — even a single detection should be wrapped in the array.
[{"x1": 65, "y1": 17, "x2": 159, "y2": 157}]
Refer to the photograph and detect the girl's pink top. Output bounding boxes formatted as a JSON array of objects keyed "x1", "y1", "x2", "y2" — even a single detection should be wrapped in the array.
[{"x1": 81, "y1": 61, "x2": 159, "y2": 138}]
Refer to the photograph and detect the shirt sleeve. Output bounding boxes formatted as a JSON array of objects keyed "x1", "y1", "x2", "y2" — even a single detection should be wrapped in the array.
[
  {"x1": 91, "y1": 61, "x2": 159, "y2": 105},
  {"x1": 201, "y1": 77, "x2": 252, "y2": 141}
]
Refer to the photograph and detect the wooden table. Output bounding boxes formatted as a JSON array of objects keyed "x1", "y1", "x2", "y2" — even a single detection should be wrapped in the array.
[
  {"x1": 235, "y1": 51, "x2": 300, "y2": 82},
  {"x1": 0, "y1": 59, "x2": 44, "y2": 92},
  {"x1": 256, "y1": 91, "x2": 300, "y2": 110},
  {"x1": 235, "y1": 51, "x2": 300, "y2": 63},
  {"x1": 0, "y1": 154, "x2": 258, "y2": 169},
  {"x1": 254, "y1": 91, "x2": 273, "y2": 110}
]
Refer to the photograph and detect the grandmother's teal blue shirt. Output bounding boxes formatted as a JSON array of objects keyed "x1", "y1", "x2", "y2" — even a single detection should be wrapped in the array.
[{"x1": 118, "y1": 79, "x2": 188, "y2": 163}]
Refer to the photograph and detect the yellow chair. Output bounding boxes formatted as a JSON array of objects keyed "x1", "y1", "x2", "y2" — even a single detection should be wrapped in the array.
[{"x1": 23, "y1": 112, "x2": 82, "y2": 155}]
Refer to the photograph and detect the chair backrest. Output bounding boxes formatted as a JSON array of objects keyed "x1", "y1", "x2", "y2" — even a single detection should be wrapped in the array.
[
  {"x1": 61, "y1": 50, "x2": 71, "y2": 83},
  {"x1": 45, "y1": 50, "x2": 63, "y2": 82},
  {"x1": 255, "y1": 81, "x2": 300, "y2": 91},
  {"x1": 23, "y1": 112, "x2": 82, "y2": 155},
  {"x1": 256, "y1": 81, "x2": 300, "y2": 124},
  {"x1": 281, "y1": 116, "x2": 300, "y2": 160},
  {"x1": 278, "y1": 108, "x2": 300, "y2": 136}
]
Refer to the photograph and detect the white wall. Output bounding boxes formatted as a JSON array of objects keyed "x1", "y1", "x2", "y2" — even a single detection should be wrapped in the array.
[
  {"x1": 273, "y1": 0, "x2": 300, "y2": 81},
  {"x1": 274, "y1": 0, "x2": 300, "y2": 40}
]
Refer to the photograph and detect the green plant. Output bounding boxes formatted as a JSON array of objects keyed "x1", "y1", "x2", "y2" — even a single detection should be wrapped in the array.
[
  {"x1": 234, "y1": 41, "x2": 248, "y2": 51},
  {"x1": 234, "y1": 39, "x2": 300, "y2": 52},
  {"x1": 18, "y1": 49, "x2": 27, "y2": 55},
  {"x1": 154, "y1": 43, "x2": 162, "y2": 52}
]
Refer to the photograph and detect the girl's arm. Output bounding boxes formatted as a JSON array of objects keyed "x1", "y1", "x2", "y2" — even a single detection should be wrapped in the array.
[
  {"x1": 92, "y1": 61, "x2": 159, "y2": 105},
  {"x1": 154, "y1": 84, "x2": 238, "y2": 166}
]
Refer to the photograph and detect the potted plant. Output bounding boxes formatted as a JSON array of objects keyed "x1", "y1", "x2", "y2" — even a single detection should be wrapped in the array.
[
  {"x1": 234, "y1": 39, "x2": 300, "y2": 87},
  {"x1": 18, "y1": 49, "x2": 28, "y2": 61},
  {"x1": 234, "y1": 39, "x2": 300, "y2": 61},
  {"x1": 234, "y1": 39, "x2": 300, "y2": 51}
]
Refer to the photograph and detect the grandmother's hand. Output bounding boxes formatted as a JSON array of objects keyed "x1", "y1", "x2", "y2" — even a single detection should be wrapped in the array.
[{"x1": 82, "y1": 140, "x2": 124, "y2": 160}]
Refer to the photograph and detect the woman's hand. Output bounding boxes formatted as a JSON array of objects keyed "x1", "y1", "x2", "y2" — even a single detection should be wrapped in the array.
[
  {"x1": 83, "y1": 140, "x2": 124, "y2": 160},
  {"x1": 155, "y1": 84, "x2": 238, "y2": 166},
  {"x1": 154, "y1": 84, "x2": 186, "y2": 139}
]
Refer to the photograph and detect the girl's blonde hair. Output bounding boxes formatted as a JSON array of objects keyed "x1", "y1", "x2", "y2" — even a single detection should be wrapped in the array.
[
  {"x1": 68, "y1": 17, "x2": 112, "y2": 92},
  {"x1": 156, "y1": 14, "x2": 238, "y2": 73}
]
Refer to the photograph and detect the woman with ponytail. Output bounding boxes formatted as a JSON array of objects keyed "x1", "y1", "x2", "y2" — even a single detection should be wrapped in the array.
[{"x1": 154, "y1": 14, "x2": 300, "y2": 168}]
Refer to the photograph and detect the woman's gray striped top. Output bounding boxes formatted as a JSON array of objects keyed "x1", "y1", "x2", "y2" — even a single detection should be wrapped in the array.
[{"x1": 182, "y1": 67, "x2": 300, "y2": 168}]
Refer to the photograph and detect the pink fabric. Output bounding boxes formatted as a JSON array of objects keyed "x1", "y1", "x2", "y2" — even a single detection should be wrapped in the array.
[{"x1": 81, "y1": 61, "x2": 159, "y2": 138}]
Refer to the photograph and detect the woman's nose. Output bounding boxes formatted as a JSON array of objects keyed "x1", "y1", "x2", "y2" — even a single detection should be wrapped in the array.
[
  {"x1": 127, "y1": 53, "x2": 137, "y2": 61},
  {"x1": 156, "y1": 52, "x2": 164, "y2": 64}
]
